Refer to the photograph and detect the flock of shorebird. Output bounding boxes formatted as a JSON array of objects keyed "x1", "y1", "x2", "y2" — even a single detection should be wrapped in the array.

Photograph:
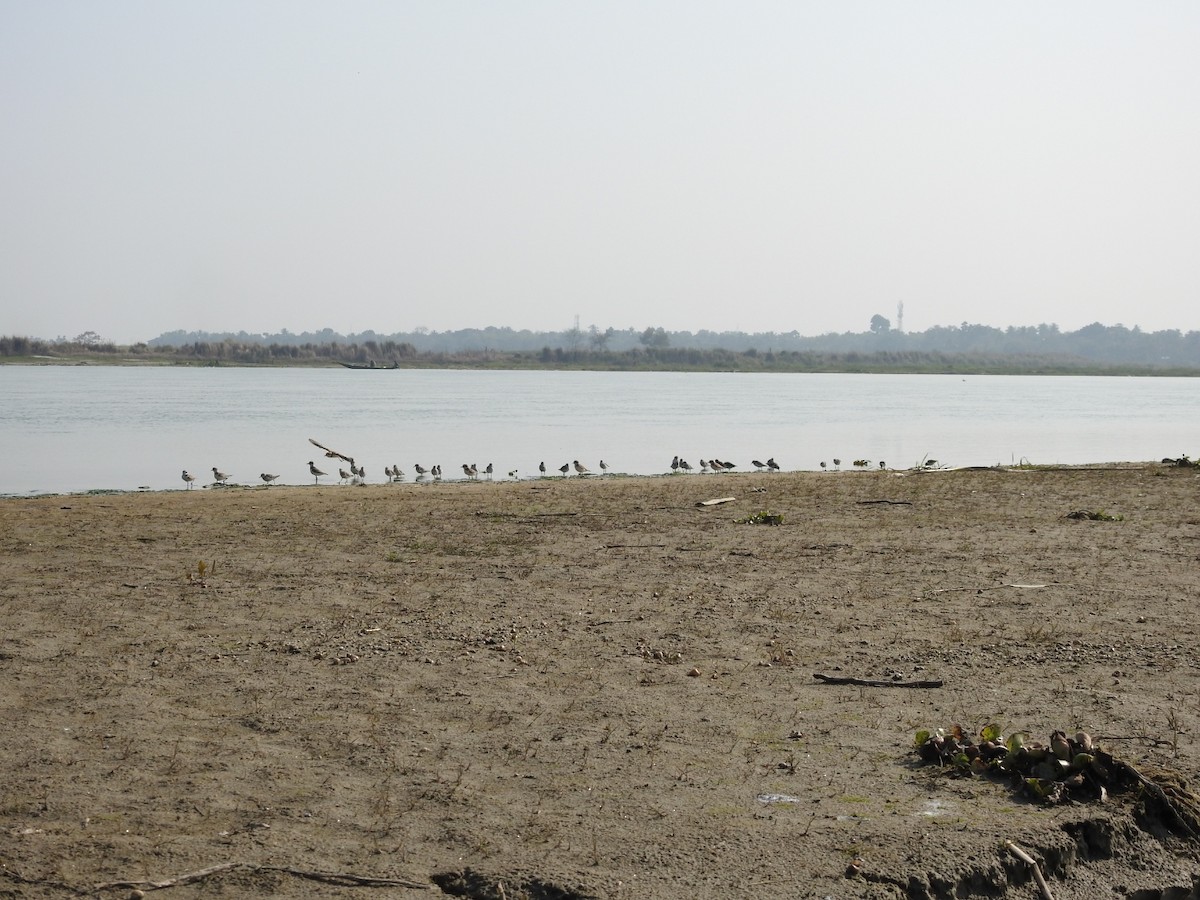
[{"x1": 179, "y1": 439, "x2": 804, "y2": 489}]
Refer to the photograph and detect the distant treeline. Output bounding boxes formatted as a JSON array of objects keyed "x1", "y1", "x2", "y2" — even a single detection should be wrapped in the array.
[
  {"x1": 145, "y1": 321, "x2": 1200, "y2": 368},
  {"x1": 2, "y1": 321, "x2": 1199, "y2": 374}
]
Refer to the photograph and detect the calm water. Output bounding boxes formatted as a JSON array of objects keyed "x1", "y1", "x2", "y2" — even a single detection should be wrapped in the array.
[{"x1": 1, "y1": 366, "x2": 1197, "y2": 495}]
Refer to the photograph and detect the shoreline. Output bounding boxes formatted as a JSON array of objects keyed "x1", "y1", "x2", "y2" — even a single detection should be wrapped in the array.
[
  {"x1": 5, "y1": 356, "x2": 1200, "y2": 376},
  {"x1": 0, "y1": 459, "x2": 1184, "y2": 502}
]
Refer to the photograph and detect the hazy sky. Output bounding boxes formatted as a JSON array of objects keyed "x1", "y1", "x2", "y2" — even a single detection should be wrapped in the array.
[{"x1": 3, "y1": 3, "x2": 1198, "y2": 344}]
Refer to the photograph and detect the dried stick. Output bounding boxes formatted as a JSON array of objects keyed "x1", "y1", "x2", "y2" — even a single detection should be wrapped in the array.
[
  {"x1": 812, "y1": 672, "x2": 943, "y2": 689},
  {"x1": 92, "y1": 862, "x2": 241, "y2": 891},
  {"x1": 1005, "y1": 841, "x2": 1054, "y2": 900},
  {"x1": 90, "y1": 862, "x2": 433, "y2": 893}
]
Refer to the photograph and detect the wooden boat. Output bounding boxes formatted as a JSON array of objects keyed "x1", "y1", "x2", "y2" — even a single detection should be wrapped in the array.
[{"x1": 339, "y1": 361, "x2": 400, "y2": 370}]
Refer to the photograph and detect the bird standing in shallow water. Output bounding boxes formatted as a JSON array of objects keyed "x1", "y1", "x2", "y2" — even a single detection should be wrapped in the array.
[
  {"x1": 181, "y1": 470, "x2": 196, "y2": 489},
  {"x1": 260, "y1": 473, "x2": 280, "y2": 484},
  {"x1": 308, "y1": 461, "x2": 327, "y2": 484}
]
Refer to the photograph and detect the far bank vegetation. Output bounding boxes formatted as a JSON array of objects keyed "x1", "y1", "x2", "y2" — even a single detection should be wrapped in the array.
[{"x1": 3, "y1": 320, "x2": 1199, "y2": 375}]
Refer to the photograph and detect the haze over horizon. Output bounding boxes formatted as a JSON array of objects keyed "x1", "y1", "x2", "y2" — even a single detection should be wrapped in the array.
[{"x1": 4, "y1": 3, "x2": 1198, "y2": 346}]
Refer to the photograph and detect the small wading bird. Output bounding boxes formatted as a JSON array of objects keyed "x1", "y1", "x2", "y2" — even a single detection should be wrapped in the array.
[
  {"x1": 461, "y1": 463, "x2": 473, "y2": 480},
  {"x1": 599, "y1": 460, "x2": 609, "y2": 474},
  {"x1": 414, "y1": 463, "x2": 427, "y2": 478},
  {"x1": 432, "y1": 464, "x2": 442, "y2": 479},
  {"x1": 339, "y1": 467, "x2": 353, "y2": 484},
  {"x1": 678, "y1": 458, "x2": 692, "y2": 472},
  {"x1": 260, "y1": 473, "x2": 280, "y2": 484},
  {"x1": 573, "y1": 460, "x2": 589, "y2": 475},
  {"x1": 211, "y1": 467, "x2": 229, "y2": 484},
  {"x1": 539, "y1": 461, "x2": 547, "y2": 476},
  {"x1": 700, "y1": 459, "x2": 710, "y2": 473},
  {"x1": 559, "y1": 463, "x2": 570, "y2": 476},
  {"x1": 181, "y1": 470, "x2": 196, "y2": 489},
  {"x1": 308, "y1": 461, "x2": 327, "y2": 484},
  {"x1": 485, "y1": 463, "x2": 494, "y2": 480},
  {"x1": 392, "y1": 464, "x2": 403, "y2": 481},
  {"x1": 767, "y1": 458, "x2": 780, "y2": 472},
  {"x1": 752, "y1": 460, "x2": 766, "y2": 471},
  {"x1": 671, "y1": 455, "x2": 680, "y2": 473}
]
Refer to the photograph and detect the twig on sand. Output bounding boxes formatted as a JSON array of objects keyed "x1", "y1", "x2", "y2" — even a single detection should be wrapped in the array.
[
  {"x1": 812, "y1": 672, "x2": 943, "y2": 689},
  {"x1": 1005, "y1": 841, "x2": 1055, "y2": 900},
  {"x1": 856, "y1": 499, "x2": 913, "y2": 506},
  {"x1": 924, "y1": 583, "x2": 1053, "y2": 596},
  {"x1": 86, "y1": 862, "x2": 434, "y2": 893}
]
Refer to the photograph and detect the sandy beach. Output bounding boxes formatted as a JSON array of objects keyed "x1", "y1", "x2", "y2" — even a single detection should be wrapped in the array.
[{"x1": 2, "y1": 465, "x2": 1199, "y2": 899}]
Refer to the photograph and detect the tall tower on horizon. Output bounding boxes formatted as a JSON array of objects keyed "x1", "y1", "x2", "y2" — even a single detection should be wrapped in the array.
[{"x1": 896, "y1": 301, "x2": 905, "y2": 333}]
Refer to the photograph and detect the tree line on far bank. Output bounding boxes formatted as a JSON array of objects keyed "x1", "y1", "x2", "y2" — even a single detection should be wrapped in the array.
[{"x1": 2, "y1": 321, "x2": 1199, "y2": 374}]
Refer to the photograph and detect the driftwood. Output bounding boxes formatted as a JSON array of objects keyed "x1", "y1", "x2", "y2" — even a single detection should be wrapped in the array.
[
  {"x1": 856, "y1": 499, "x2": 913, "y2": 506},
  {"x1": 696, "y1": 496, "x2": 737, "y2": 507},
  {"x1": 813, "y1": 672, "x2": 943, "y2": 689}
]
